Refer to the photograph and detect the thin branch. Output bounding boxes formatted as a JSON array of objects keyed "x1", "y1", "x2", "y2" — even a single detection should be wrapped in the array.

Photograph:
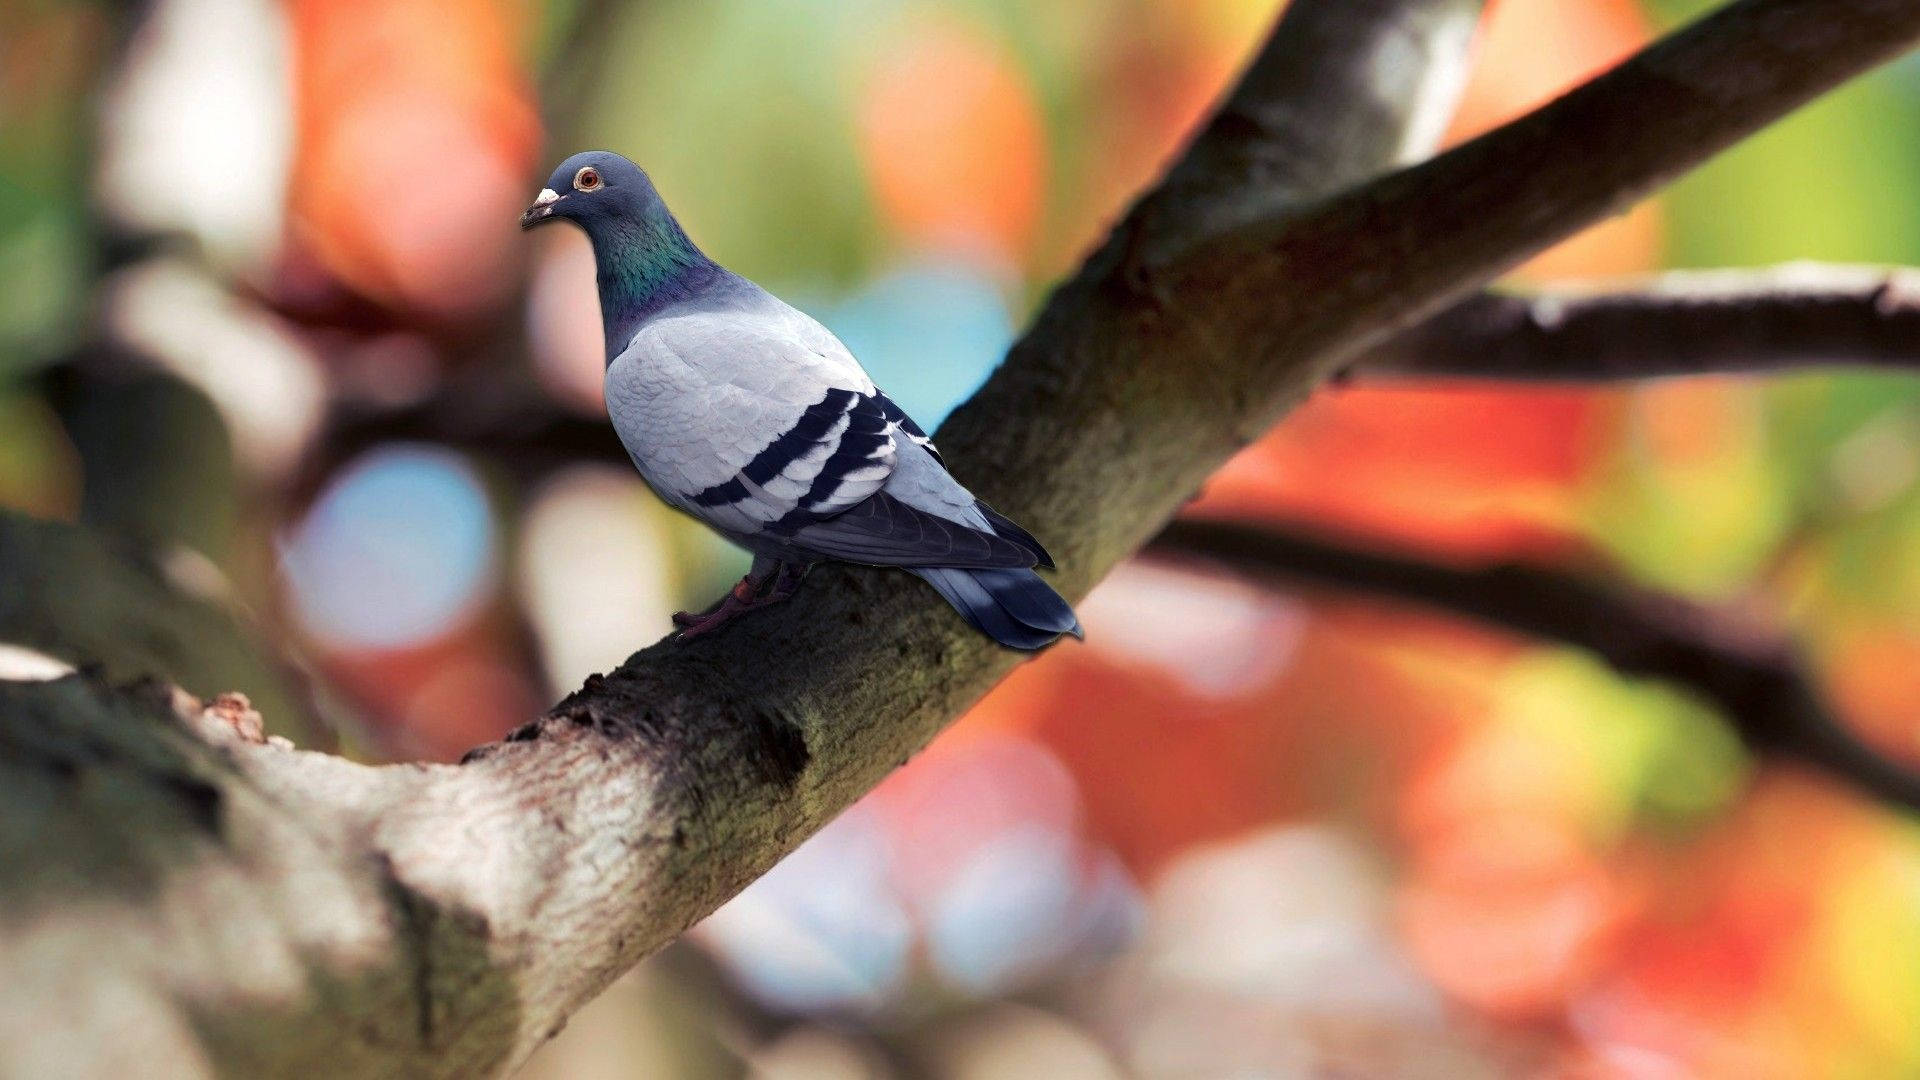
[
  {"x1": 1146, "y1": 519, "x2": 1920, "y2": 813},
  {"x1": 1355, "y1": 265, "x2": 1920, "y2": 381}
]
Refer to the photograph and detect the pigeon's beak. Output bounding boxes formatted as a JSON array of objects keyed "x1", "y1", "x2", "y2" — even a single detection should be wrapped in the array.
[{"x1": 519, "y1": 188, "x2": 563, "y2": 230}]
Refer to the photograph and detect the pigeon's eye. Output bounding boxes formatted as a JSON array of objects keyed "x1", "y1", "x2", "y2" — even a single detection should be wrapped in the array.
[{"x1": 573, "y1": 166, "x2": 603, "y2": 192}]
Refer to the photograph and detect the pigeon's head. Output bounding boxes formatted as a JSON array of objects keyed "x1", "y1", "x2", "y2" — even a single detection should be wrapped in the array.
[{"x1": 519, "y1": 151, "x2": 666, "y2": 234}]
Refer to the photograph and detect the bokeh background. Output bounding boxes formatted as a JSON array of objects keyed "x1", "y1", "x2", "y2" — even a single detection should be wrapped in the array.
[{"x1": 7, "y1": 0, "x2": 1920, "y2": 1075}]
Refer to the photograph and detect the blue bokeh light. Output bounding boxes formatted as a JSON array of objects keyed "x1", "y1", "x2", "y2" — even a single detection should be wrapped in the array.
[
  {"x1": 822, "y1": 259, "x2": 1014, "y2": 430},
  {"x1": 281, "y1": 445, "x2": 496, "y2": 650}
]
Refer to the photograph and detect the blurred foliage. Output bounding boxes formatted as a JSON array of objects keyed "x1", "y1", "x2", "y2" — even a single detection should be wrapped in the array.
[
  {"x1": 0, "y1": 2, "x2": 101, "y2": 367},
  {"x1": 0, "y1": 511, "x2": 318, "y2": 741}
]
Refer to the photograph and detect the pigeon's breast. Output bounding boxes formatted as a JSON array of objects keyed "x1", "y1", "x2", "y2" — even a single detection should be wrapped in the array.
[{"x1": 603, "y1": 346, "x2": 707, "y2": 507}]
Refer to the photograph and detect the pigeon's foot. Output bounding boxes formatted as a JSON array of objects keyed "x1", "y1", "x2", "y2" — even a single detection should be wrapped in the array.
[
  {"x1": 760, "y1": 560, "x2": 813, "y2": 603},
  {"x1": 672, "y1": 562, "x2": 808, "y2": 637}
]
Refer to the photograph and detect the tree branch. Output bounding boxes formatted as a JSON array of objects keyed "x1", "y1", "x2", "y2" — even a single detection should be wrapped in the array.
[
  {"x1": 1147, "y1": 520, "x2": 1920, "y2": 813},
  {"x1": 12, "y1": 1, "x2": 1920, "y2": 1076},
  {"x1": 1142, "y1": 0, "x2": 1483, "y2": 244},
  {"x1": 1355, "y1": 264, "x2": 1920, "y2": 381}
]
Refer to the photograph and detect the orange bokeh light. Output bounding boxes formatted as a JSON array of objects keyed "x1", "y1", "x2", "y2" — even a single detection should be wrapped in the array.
[
  {"x1": 858, "y1": 13, "x2": 1047, "y2": 265},
  {"x1": 285, "y1": 0, "x2": 540, "y2": 317}
]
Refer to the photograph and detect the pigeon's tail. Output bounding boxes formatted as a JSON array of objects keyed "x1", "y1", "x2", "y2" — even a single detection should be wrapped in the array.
[{"x1": 910, "y1": 567, "x2": 1082, "y2": 651}]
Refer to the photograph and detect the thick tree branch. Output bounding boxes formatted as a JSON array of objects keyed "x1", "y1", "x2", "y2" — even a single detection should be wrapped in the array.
[
  {"x1": 1148, "y1": 520, "x2": 1920, "y2": 813},
  {"x1": 1357, "y1": 265, "x2": 1920, "y2": 381},
  {"x1": 0, "y1": 677, "x2": 528, "y2": 1078},
  {"x1": 12, "y1": 1, "x2": 1920, "y2": 1077}
]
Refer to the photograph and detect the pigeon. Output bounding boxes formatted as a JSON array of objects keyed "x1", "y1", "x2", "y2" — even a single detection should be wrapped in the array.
[{"x1": 520, "y1": 151, "x2": 1080, "y2": 650}]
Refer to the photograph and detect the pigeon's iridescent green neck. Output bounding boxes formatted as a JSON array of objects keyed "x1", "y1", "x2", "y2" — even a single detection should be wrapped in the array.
[{"x1": 589, "y1": 210, "x2": 714, "y2": 361}]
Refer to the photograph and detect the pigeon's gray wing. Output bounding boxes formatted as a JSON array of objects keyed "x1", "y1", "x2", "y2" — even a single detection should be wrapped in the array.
[
  {"x1": 782, "y1": 489, "x2": 1038, "y2": 568},
  {"x1": 777, "y1": 424, "x2": 1039, "y2": 570},
  {"x1": 609, "y1": 306, "x2": 1038, "y2": 569},
  {"x1": 607, "y1": 309, "x2": 897, "y2": 536}
]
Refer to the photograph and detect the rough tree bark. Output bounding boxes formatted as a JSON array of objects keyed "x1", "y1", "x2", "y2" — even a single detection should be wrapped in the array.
[{"x1": 7, "y1": 1, "x2": 1920, "y2": 1077}]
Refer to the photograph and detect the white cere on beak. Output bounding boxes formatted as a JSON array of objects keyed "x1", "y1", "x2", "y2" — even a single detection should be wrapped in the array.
[{"x1": 533, "y1": 188, "x2": 561, "y2": 206}]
